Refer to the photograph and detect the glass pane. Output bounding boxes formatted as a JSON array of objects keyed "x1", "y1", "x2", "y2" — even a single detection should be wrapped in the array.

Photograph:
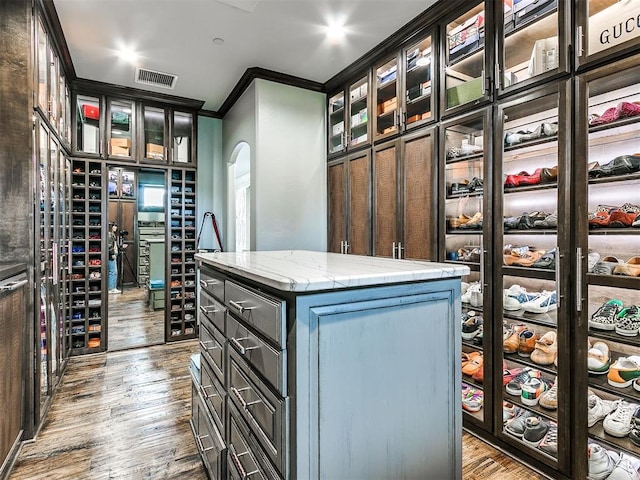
[
  {"x1": 109, "y1": 100, "x2": 133, "y2": 157},
  {"x1": 500, "y1": 93, "x2": 560, "y2": 463},
  {"x1": 404, "y1": 35, "x2": 433, "y2": 126},
  {"x1": 65, "y1": 86, "x2": 71, "y2": 144},
  {"x1": 49, "y1": 138, "x2": 59, "y2": 375},
  {"x1": 76, "y1": 95, "x2": 100, "y2": 154},
  {"x1": 173, "y1": 111, "x2": 192, "y2": 163},
  {"x1": 349, "y1": 77, "x2": 368, "y2": 147},
  {"x1": 144, "y1": 106, "x2": 165, "y2": 161},
  {"x1": 37, "y1": 20, "x2": 48, "y2": 112},
  {"x1": 49, "y1": 48, "x2": 58, "y2": 125},
  {"x1": 445, "y1": 4, "x2": 485, "y2": 109},
  {"x1": 328, "y1": 91, "x2": 345, "y2": 154},
  {"x1": 59, "y1": 74, "x2": 66, "y2": 137},
  {"x1": 588, "y1": 0, "x2": 640, "y2": 57},
  {"x1": 375, "y1": 57, "x2": 399, "y2": 137},
  {"x1": 585, "y1": 65, "x2": 640, "y2": 465},
  {"x1": 122, "y1": 170, "x2": 135, "y2": 198},
  {"x1": 38, "y1": 124, "x2": 50, "y2": 403},
  {"x1": 504, "y1": 1, "x2": 558, "y2": 86}
]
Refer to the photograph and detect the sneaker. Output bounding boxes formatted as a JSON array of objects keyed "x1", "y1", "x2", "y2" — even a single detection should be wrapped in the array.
[
  {"x1": 521, "y1": 290, "x2": 557, "y2": 314},
  {"x1": 461, "y1": 282, "x2": 481, "y2": 304},
  {"x1": 530, "y1": 331, "x2": 557, "y2": 366},
  {"x1": 503, "y1": 285, "x2": 537, "y2": 311},
  {"x1": 502, "y1": 366, "x2": 523, "y2": 386},
  {"x1": 109, "y1": 288, "x2": 121, "y2": 294},
  {"x1": 462, "y1": 353, "x2": 483, "y2": 376},
  {"x1": 603, "y1": 400, "x2": 640, "y2": 437},
  {"x1": 589, "y1": 299, "x2": 622, "y2": 330},
  {"x1": 461, "y1": 311, "x2": 483, "y2": 340},
  {"x1": 616, "y1": 306, "x2": 640, "y2": 336},
  {"x1": 503, "y1": 401, "x2": 519, "y2": 423},
  {"x1": 539, "y1": 377, "x2": 558, "y2": 410},
  {"x1": 593, "y1": 256, "x2": 624, "y2": 275},
  {"x1": 506, "y1": 367, "x2": 542, "y2": 396},
  {"x1": 607, "y1": 457, "x2": 640, "y2": 480},
  {"x1": 588, "y1": 341, "x2": 611, "y2": 375},
  {"x1": 472, "y1": 325, "x2": 484, "y2": 346},
  {"x1": 522, "y1": 417, "x2": 549, "y2": 446},
  {"x1": 521, "y1": 377, "x2": 549, "y2": 406},
  {"x1": 588, "y1": 252, "x2": 601, "y2": 273},
  {"x1": 608, "y1": 356, "x2": 640, "y2": 388},
  {"x1": 588, "y1": 392, "x2": 620, "y2": 427},
  {"x1": 504, "y1": 410, "x2": 535, "y2": 437},
  {"x1": 533, "y1": 211, "x2": 558, "y2": 228},
  {"x1": 588, "y1": 443, "x2": 619, "y2": 480},
  {"x1": 538, "y1": 422, "x2": 558, "y2": 456},
  {"x1": 503, "y1": 324, "x2": 528, "y2": 354},
  {"x1": 517, "y1": 329, "x2": 539, "y2": 357},
  {"x1": 462, "y1": 385, "x2": 484, "y2": 412}
]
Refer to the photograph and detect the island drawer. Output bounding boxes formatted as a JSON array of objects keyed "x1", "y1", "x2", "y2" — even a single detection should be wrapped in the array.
[
  {"x1": 200, "y1": 355, "x2": 226, "y2": 432},
  {"x1": 200, "y1": 321, "x2": 225, "y2": 385},
  {"x1": 192, "y1": 386, "x2": 227, "y2": 480},
  {"x1": 225, "y1": 280, "x2": 286, "y2": 348},
  {"x1": 199, "y1": 290, "x2": 226, "y2": 335},
  {"x1": 227, "y1": 312, "x2": 286, "y2": 395},
  {"x1": 200, "y1": 266, "x2": 225, "y2": 302}
]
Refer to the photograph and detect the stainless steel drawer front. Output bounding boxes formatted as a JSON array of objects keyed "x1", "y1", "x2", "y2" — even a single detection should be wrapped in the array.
[
  {"x1": 228, "y1": 348, "x2": 285, "y2": 476},
  {"x1": 200, "y1": 357, "x2": 225, "y2": 432},
  {"x1": 227, "y1": 313, "x2": 286, "y2": 396},
  {"x1": 194, "y1": 391, "x2": 226, "y2": 479},
  {"x1": 200, "y1": 268, "x2": 225, "y2": 301},
  {"x1": 225, "y1": 280, "x2": 286, "y2": 348},
  {"x1": 228, "y1": 406, "x2": 280, "y2": 480},
  {"x1": 200, "y1": 290, "x2": 226, "y2": 335},
  {"x1": 200, "y1": 323, "x2": 225, "y2": 385}
]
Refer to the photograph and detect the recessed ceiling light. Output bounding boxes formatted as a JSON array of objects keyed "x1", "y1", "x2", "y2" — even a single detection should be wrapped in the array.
[
  {"x1": 116, "y1": 45, "x2": 139, "y2": 64},
  {"x1": 326, "y1": 21, "x2": 346, "y2": 43},
  {"x1": 212, "y1": 37, "x2": 225, "y2": 46}
]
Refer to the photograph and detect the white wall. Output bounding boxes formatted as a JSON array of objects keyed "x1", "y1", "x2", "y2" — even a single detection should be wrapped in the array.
[{"x1": 196, "y1": 115, "x2": 223, "y2": 251}]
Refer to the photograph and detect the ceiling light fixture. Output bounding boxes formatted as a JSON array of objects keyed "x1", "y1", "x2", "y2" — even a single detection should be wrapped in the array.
[
  {"x1": 326, "y1": 21, "x2": 346, "y2": 43},
  {"x1": 116, "y1": 45, "x2": 139, "y2": 65}
]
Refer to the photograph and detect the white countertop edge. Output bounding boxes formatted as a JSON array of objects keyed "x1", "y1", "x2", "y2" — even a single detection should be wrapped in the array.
[{"x1": 195, "y1": 250, "x2": 470, "y2": 292}]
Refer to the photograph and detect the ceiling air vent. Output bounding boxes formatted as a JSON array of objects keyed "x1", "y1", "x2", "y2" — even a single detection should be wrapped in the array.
[{"x1": 135, "y1": 67, "x2": 178, "y2": 90}]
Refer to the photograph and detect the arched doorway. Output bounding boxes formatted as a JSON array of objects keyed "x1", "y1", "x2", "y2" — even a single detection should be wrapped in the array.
[{"x1": 227, "y1": 142, "x2": 251, "y2": 252}]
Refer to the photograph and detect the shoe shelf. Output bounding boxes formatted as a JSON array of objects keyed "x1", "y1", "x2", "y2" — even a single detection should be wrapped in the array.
[
  {"x1": 588, "y1": 274, "x2": 640, "y2": 290},
  {"x1": 589, "y1": 172, "x2": 640, "y2": 187},
  {"x1": 447, "y1": 191, "x2": 483, "y2": 200},
  {"x1": 445, "y1": 152, "x2": 483, "y2": 165},
  {"x1": 504, "y1": 352, "x2": 557, "y2": 380},
  {"x1": 588, "y1": 422, "x2": 639, "y2": 458},
  {"x1": 168, "y1": 168, "x2": 198, "y2": 341},
  {"x1": 449, "y1": 261, "x2": 480, "y2": 272},
  {"x1": 588, "y1": 114, "x2": 640, "y2": 136},
  {"x1": 504, "y1": 135, "x2": 558, "y2": 154},
  {"x1": 501, "y1": 266, "x2": 555, "y2": 280},
  {"x1": 503, "y1": 229, "x2": 557, "y2": 235},
  {"x1": 68, "y1": 160, "x2": 105, "y2": 354},
  {"x1": 503, "y1": 309, "x2": 557, "y2": 329},
  {"x1": 503, "y1": 182, "x2": 558, "y2": 194}
]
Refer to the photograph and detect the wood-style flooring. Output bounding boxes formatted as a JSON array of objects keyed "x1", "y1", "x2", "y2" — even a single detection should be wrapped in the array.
[
  {"x1": 107, "y1": 286, "x2": 164, "y2": 351},
  {"x1": 9, "y1": 340, "x2": 548, "y2": 480}
]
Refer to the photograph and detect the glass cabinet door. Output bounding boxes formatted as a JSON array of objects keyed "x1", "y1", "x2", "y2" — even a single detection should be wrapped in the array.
[
  {"x1": 75, "y1": 95, "x2": 101, "y2": 155},
  {"x1": 576, "y1": 0, "x2": 640, "y2": 68},
  {"x1": 172, "y1": 111, "x2": 193, "y2": 164},
  {"x1": 443, "y1": 2, "x2": 488, "y2": 113},
  {"x1": 499, "y1": 0, "x2": 566, "y2": 92},
  {"x1": 36, "y1": 19, "x2": 48, "y2": 115},
  {"x1": 108, "y1": 99, "x2": 134, "y2": 159},
  {"x1": 48, "y1": 48, "x2": 59, "y2": 127},
  {"x1": 328, "y1": 90, "x2": 346, "y2": 155},
  {"x1": 496, "y1": 83, "x2": 568, "y2": 472},
  {"x1": 402, "y1": 34, "x2": 434, "y2": 131},
  {"x1": 578, "y1": 56, "x2": 640, "y2": 478},
  {"x1": 348, "y1": 76, "x2": 370, "y2": 149},
  {"x1": 143, "y1": 106, "x2": 166, "y2": 161},
  {"x1": 442, "y1": 109, "x2": 489, "y2": 427},
  {"x1": 58, "y1": 73, "x2": 67, "y2": 142},
  {"x1": 374, "y1": 55, "x2": 400, "y2": 141}
]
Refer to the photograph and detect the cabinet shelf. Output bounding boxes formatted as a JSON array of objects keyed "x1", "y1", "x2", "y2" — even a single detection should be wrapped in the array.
[
  {"x1": 588, "y1": 328, "x2": 640, "y2": 349},
  {"x1": 588, "y1": 114, "x2": 640, "y2": 136},
  {"x1": 505, "y1": 353, "x2": 557, "y2": 379},
  {"x1": 447, "y1": 191, "x2": 483, "y2": 200},
  {"x1": 588, "y1": 172, "x2": 640, "y2": 187},
  {"x1": 503, "y1": 309, "x2": 558, "y2": 329},
  {"x1": 501, "y1": 266, "x2": 555, "y2": 280},
  {"x1": 503, "y1": 228, "x2": 557, "y2": 235},
  {"x1": 589, "y1": 228, "x2": 640, "y2": 235},
  {"x1": 406, "y1": 92, "x2": 431, "y2": 106},
  {"x1": 447, "y1": 45, "x2": 484, "y2": 69},
  {"x1": 587, "y1": 273, "x2": 640, "y2": 289},
  {"x1": 504, "y1": 4, "x2": 557, "y2": 41},
  {"x1": 503, "y1": 182, "x2": 558, "y2": 194},
  {"x1": 504, "y1": 135, "x2": 558, "y2": 153},
  {"x1": 446, "y1": 152, "x2": 483, "y2": 164},
  {"x1": 330, "y1": 107, "x2": 344, "y2": 116},
  {"x1": 588, "y1": 422, "x2": 639, "y2": 460}
]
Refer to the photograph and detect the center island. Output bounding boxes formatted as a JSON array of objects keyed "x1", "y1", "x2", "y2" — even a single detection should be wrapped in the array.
[{"x1": 192, "y1": 250, "x2": 469, "y2": 480}]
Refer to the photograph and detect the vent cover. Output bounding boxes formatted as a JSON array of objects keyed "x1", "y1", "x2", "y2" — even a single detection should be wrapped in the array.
[{"x1": 135, "y1": 67, "x2": 178, "y2": 89}]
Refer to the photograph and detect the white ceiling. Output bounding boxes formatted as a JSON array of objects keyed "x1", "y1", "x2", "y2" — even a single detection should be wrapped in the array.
[{"x1": 52, "y1": 0, "x2": 438, "y2": 112}]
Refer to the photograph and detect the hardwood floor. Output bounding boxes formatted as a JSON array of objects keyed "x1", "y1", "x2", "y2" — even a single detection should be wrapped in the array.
[
  {"x1": 107, "y1": 286, "x2": 164, "y2": 351},
  {"x1": 9, "y1": 340, "x2": 548, "y2": 479}
]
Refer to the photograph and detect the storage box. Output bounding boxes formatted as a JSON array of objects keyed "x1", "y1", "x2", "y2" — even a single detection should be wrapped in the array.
[
  {"x1": 527, "y1": 36, "x2": 558, "y2": 77},
  {"x1": 110, "y1": 137, "x2": 131, "y2": 148},
  {"x1": 513, "y1": 0, "x2": 556, "y2": 29},
  {"x1": 146, "y1": 143, "x2": 164, "y2": 159},
  {"x1": 588, "y1": 1, "x2": 640, "y2": 55},
  {"x1": 332, "y1": 121, "x2": 344, "y2": 136},
  {"x1": 446, "y1": 77, "x2": 483, "y2": 108},
  {"x1": 82, "y1": 104, "x2": 99, "y2": 121},
  {"x1": 448, "y1": 13, "x2": 484, "y2": 62},
  {"x1": 379, "y1": 97, "x2": 397, "y2": 115}
]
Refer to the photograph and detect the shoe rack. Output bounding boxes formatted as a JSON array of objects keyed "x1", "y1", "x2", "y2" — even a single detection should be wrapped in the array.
[
  {"x1": 168, "y1": 168, "x2": 198, "y2": 340},
  {"x1": 575, "y1": 54, "x2": 640, "y2": 478},
  {"x1": 69, "y1": 159, "x2": 106, "y2": 353}
]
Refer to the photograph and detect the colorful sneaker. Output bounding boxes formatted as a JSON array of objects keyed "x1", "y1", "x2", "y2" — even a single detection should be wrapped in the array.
[
  {"x1": 588, "y1": 443, "x2": 619, "y2": 480},
  {"x1": 589, "y1": 299, "x2": 624, "y2": 330},
  {"x1": 521, "y1": 290, "x2": 557, "y2": 314},
  {"x1": 517, "y1": 329, "x2": 539, "y2": 357},
  {"x1": 522, "y1": 416, "x2": 549, "y2": 447},
  {"x1": 462, "y1": 385, "x2": 484, "y2": 412},
  {"x1": 506, "y1": 367, "x2": 542, "y2": 396},
  {"x1": 616, "y1": 306, "x2": 640, "y2": 337},
  {"x1": 603, "y1": 400, "x2": 640, "y2": 437},
  {"x1": 538, "y1": 422, "x2": 558, "y2": 456},
  {"x1": 539, "y1": 377, "x2": 558, "y2": 410},
  {"x1": 608, "y1": 356, "x2": 640, "y2": 388},
  {"x1": 521, "y1": 377, "x2": 549, "y2": 406},
  {"x1": 588, "y1": 392, "x2": 620, "y2": 427},
  {"x1": 461, "y1": 311, "x2": 483, "y2": 340},
  {"x1": 588, "y1": 341, "x2": 611, "y2": 375},
  {"x1": 503, "y1": 285, "x2": 537, "y2": 311},
  {"x1": 504, "y1": 410, "x2": 535, "y2": 438},
  {"x1": 502, "y1": 366, "x2": 523, "y2": 386}
]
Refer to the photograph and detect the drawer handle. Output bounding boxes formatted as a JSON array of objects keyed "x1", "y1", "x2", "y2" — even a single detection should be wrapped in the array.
[
  {"x1": 199, "y1": 340, "x2": 217, "y2": 352},
  {"x1": 200, "y1": 383, "x2": 219, "y2": 401},
  {"x1": 229, "y1": 300, "x2": 256, "y2": 314},
  {"x1": 195, "y1": 433, "x2": 215, "y2": 453},
  {"x1": 229, "y1": 443, "x2": 260, "y2": 479},
  {"x1": 231, "y1": 386, "x2": 262, "y2": 410},
  {"x1": 200, "y1": 279, "x2": 220, "y2": 289},
  {"x1": 229, "y1": 337, "x2": 259, "y2": 356},
  {"x1": 199, "y1": 305, "x2": 218, "y2": 315}
]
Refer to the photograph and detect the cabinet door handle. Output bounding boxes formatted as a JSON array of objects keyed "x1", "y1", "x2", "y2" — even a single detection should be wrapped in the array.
[
  {"x1": 577, "y1": 26, "x2": 584, "y2": 57},
  {"x1": 199, "y1": 339, "x2": 215, "y2": 352},
  {"x1": 199, "y1": 305, "x2": 218, "y2": 315},
  {"x1": 199, "y1": 382, "x2": 219, "y2": 401},
  {"x1": 52, "y1": 242, "x2": 58, "y2": 285},
  {"x1": 392, "y1": 242, "x2": 397, "y2": 259},
  {"x1": 495, "y1": 63, "x2": 501, "y2": 91},
  {"x1": 229, "y1": 336, "x2": 259, "y2": 356},
  {"x1": 229, "y1": 300, "x2": 255, "y2": 314},
  {"x1": 344, "y1": 242, "x2": 350, "y2": 254},
  {"x1": 0, "y1": 279, "x2": 28, "y2": 292},
  {"x1": 229, "y1": 444, "x2": 260, "y2": 479},
  {"x1": 195, "y1": 433, "x2": 215, "y2": 453},
  {"x1": 555, "y1": 247, "x2": 561, "y2": 308},
  {"x1": 576, "y1": 247, "x2": 583, "y2": 312},
  {"x1": 230, "y1": 386, "x2": 262, "y2": 410},
  {"x1": 481, "y1": 69, "x2": 487, "y2": 95}
]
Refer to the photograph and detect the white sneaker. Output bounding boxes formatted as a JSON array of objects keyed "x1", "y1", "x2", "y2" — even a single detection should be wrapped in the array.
[
  {"x1": 608, "y1": 458, "x2": 640, "y2": 480},
  {"x1": 588, "y1": 392, "x2": 620, "y2": 427},
  {"x1": 109, "y1": 288, "x2": 121, "y2": 294},
  {"x1": 461, "y1": 282, "x2": 481, "y2": 305},
  {"x1": 587, "y1": 252, "x2": 601, "y2": 273},
  {"x1": 521, "y1": 290, "x2": 557, "y2": 314},
  {"x1": 588, "y1": 443, "x2": 619, "y2": 480},
  {"x1": 603, "y1": 400, "x2": 640, "y2": 437},
  {"x1": 588, "y1": 341, "x2": 611, "y2": 375},
  {"x1": 503, "y1": 285, "x2": 526, "y2": 311}
]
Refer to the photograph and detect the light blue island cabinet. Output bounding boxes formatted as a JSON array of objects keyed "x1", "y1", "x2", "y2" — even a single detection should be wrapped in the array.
[{"x1": 192, "y1": 250, "x2": 469, "y2": 480}]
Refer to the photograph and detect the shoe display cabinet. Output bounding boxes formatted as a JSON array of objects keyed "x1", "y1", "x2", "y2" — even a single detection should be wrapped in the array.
[
  {"x1": 69, "y1": 159, "x2": 106, "y2": 353},
  {"x1": 574, "y1": 54, "x2": 640, "y2": 480},
  {"x1": 168, "y1": 168, "x2": 198, "y2": 340}
]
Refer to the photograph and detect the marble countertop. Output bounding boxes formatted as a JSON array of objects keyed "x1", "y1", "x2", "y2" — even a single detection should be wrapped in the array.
[{"x1": 195, "y1": 250, "x2": 469, "y2": 292}]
